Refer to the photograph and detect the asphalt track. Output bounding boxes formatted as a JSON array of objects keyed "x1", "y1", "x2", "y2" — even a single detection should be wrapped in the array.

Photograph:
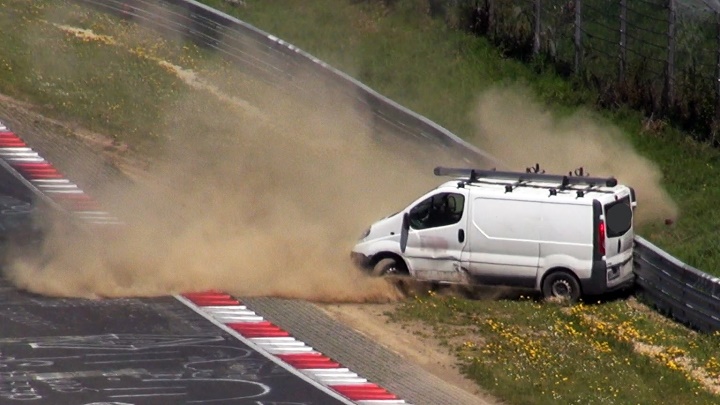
[{"x1": 0, "y1": 278, "x2": 349, "y2": 405}]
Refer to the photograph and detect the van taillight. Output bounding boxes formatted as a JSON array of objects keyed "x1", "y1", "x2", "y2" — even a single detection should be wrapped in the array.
[{"x1": 598, "y1": 221, "x2": 606, "y2": 256}]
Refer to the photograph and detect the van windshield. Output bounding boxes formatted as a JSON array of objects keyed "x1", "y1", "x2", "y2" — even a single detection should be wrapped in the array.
[{"x1": 604, "y1": 196, "x2": 632, "y2": 238}]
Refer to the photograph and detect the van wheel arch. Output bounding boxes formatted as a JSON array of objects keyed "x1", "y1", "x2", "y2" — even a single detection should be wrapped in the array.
[
  {"x1": 370, "y1": 253, "x2": 409, "y2": 276},
  {"x1": 541, "y1": 268, "x2": 582, "y2": 302}
]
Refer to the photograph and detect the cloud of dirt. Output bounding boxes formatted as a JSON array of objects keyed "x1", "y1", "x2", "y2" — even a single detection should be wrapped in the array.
[
  {"x1": 467, "y1": 85, "x2": 678, "y2": 225},
  {"x1": 4, "y1": 40, "x2": 464, "y2": 302}
]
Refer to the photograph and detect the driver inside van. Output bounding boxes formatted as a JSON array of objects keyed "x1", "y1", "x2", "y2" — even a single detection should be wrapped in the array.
[{"x1": 410, "y1": 193, "x2": 461, "y2": 229}]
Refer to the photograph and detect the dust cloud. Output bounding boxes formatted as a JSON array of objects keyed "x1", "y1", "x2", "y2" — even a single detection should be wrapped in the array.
[
  {"x1": 467, "y1": 86, "x2": 678, "y2": 225},
  {"x1": 3, "y1": 52, "x2": 459, "y2": 302}
]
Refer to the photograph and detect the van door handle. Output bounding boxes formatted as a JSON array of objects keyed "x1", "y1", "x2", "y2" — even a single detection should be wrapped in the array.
[{"x1": 458, "y1": 229, "x2": 465, "y2": 243}]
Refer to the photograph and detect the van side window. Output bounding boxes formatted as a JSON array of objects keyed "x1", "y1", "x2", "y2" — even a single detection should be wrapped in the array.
[{"x1": 409, "y1": 193, "x2": 465, "y2": 230}]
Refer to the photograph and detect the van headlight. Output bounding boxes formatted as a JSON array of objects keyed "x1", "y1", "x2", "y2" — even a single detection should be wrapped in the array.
[{"x1": 359, "y1": 227, "x2": 371, "y2": 240}]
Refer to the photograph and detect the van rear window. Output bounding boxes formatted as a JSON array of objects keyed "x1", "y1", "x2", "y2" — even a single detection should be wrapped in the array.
[{"x1": 605, "y1": 196, "x2": 632, "y2": 238}]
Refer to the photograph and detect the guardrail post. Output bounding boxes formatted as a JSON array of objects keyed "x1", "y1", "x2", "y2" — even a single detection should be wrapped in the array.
[
  {"x1": 663, "y1": 0, "x2": 676, "y2": 110},
  {"x1": 488, "y1": 0, "x2": 496, "y2": 39},
  {"x1": 716, "y1": 11, "x2": 720, "y2": 131},
  {"x1": 574, "y1": 0, "x2": 582, "y2": 74}
]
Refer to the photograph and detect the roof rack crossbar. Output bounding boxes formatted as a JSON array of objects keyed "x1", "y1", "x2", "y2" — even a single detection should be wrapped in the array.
[
  {"x1": 434, "y1": 167, "x2": 618, "y2": 188},
  {"x1": 466, "y1": 178, "x2": 616, "y2": 194}
]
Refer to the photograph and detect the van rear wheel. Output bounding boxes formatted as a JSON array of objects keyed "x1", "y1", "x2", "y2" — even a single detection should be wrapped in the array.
[{"x1": 542, "y1": 271, "x2": 581, "y2": 303}]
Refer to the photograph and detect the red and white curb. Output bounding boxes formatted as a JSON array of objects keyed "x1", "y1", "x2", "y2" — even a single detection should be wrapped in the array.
[
  {"x1": 0, "y1": 119, "x2": 410, "y2": 404},
  {"x1": 178, "y1": 291, "x2": 410, "y2": 405},
  {"x1": 0, "y1": 120, "x2": 120, "y2": 225}
]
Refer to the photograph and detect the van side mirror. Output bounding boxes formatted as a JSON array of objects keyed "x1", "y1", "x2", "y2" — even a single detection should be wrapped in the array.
[{"x1": 400, "y1": 212, "x2": 410, "y2": 253}]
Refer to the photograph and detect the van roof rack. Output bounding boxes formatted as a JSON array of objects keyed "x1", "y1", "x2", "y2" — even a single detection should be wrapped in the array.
[{"x1": 434, "y1": 166, "x2": 618, "y2": 188}]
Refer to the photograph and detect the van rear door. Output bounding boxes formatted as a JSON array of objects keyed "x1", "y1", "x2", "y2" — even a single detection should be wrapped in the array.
[
  {"x1": 603, "y1": 194, "x2": 633, "y2": 256},
  {"x1": 601, "y1": 191, "x2": 634, "y2": 285}
]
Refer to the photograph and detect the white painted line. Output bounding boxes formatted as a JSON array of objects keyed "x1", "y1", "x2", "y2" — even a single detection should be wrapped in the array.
[
  {"x1": 207, "y1": 310, "x2": 257, "y2": 316},
  {"x1": 44, "y1": 189, "x2": 85, "y2": 194},
  {"x1": 257, "y1": 346, "x2": 312, "y2": 352},
  {"x1": 0, "y1": 152, "x2": 41, "y2": 157},
  {"x1": 36, "y1": 184, "x2": 80, "y2": 189},
  {"x1": 4, "y1": 157, "x2": 45, "y2": 161},
  {"x1": 211, "y1": 315, "x2": 261, "y2": 321},
  {"x1": 201, "y1": 305, "x2": 248, "y2": 311},
  {"x1": 318, "y1": 378, "x2": 369, "y2": 384},
  {"x1": 0, "y1": 147, "x2": 32, "y2": 152},
  {"x1": 204, "y1": 306, "x2": 249, "y2": 312},
  {"x1": 304, "y1": 370, "x2": 360, "y2": 378},
  {"x1": 254, "y1": 340, "x2": 307, "y2": 347},
  {"x1": 31, "y1": 179, "x2": 71, "y2": 183}
]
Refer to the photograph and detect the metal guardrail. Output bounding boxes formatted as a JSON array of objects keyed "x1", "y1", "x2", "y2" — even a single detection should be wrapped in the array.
[
  {"x1": 73, "y1": 0, "x2": 720, "y2": 332},
  {"x1": 634, "y1": 236, "x2": 720, "y2": 333}
]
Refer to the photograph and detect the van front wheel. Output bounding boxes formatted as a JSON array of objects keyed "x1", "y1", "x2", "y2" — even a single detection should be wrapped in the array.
[
  {"x1": 372, "y1": 258, "x2": 404, "y2": 277},
  {"x1": 542, "y1": 271, "x2": 581, "y2": 302}
]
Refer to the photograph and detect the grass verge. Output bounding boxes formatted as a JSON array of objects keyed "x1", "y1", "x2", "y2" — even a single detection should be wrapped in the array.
[{"x1": 387, "y1": 290, "x2": 720, "y2": 404}]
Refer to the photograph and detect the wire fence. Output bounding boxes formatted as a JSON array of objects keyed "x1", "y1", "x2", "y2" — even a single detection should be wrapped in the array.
[{"x1": 445, "y1": 0, "x2": 720, "y2": 141}]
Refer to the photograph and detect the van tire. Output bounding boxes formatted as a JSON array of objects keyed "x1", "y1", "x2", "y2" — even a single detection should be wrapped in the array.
[
  {"x1": 542, "y1": 271, "x2": 582, "y2": 302},
  {"x1": 372, "y1": 258, "x2": 403, "y2": 277}
]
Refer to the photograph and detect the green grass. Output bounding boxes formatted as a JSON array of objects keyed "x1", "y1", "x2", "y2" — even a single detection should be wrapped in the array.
[
  {"x1": 387, "y1": 291, "x2": 720, "y2": 404},
  {"x1": 0, "y1": 1, "x2": 199, "y2": 149}
]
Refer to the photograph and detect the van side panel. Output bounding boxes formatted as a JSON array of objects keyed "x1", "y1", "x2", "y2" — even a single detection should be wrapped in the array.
[
  {"x1": 537, "y1": 203, "x2": 594, "y2": 282},
  {"x1": 465, "y1": 197, "x2": 539, "y2": 287}
]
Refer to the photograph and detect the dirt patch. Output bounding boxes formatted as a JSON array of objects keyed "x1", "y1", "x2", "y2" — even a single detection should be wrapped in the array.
[{"x1": 317, "y1": 302, "x2": 502, "y2": 405}]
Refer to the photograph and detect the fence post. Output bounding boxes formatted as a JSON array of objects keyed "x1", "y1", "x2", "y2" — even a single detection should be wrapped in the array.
[
  {"x1": 574, "y1": 0, "x2": 582, "y2": 74},
  {"x1": 533, "y1": 0, "x2": 541, "y2": 55},
  {"x1": 664, "y1": 0, "x2": 676, "y2": 109},
  {"x1": 619, "y1": 0, "x2": 627, "y2": 83},
  {"x1": 716, "y1": 11, "x2": 720, "y2": 126},
  {"x1": 487, "y1": 0, "x2": 495, "y2": 40}
]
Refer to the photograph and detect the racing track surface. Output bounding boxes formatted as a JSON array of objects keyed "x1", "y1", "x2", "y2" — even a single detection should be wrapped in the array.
[{"x1": 0, "y1": 277, "x2": 352, "y2": 405}]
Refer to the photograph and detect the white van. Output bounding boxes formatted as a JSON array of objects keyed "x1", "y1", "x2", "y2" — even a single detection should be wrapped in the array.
[{"x1": 352, "y1": 166, "x2": 637, "y2": 301}]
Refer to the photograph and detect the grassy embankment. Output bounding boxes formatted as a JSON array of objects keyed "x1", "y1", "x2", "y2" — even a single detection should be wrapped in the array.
[{"x1": 0, "y1": 1, "x2": 719, "y2": 404}]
